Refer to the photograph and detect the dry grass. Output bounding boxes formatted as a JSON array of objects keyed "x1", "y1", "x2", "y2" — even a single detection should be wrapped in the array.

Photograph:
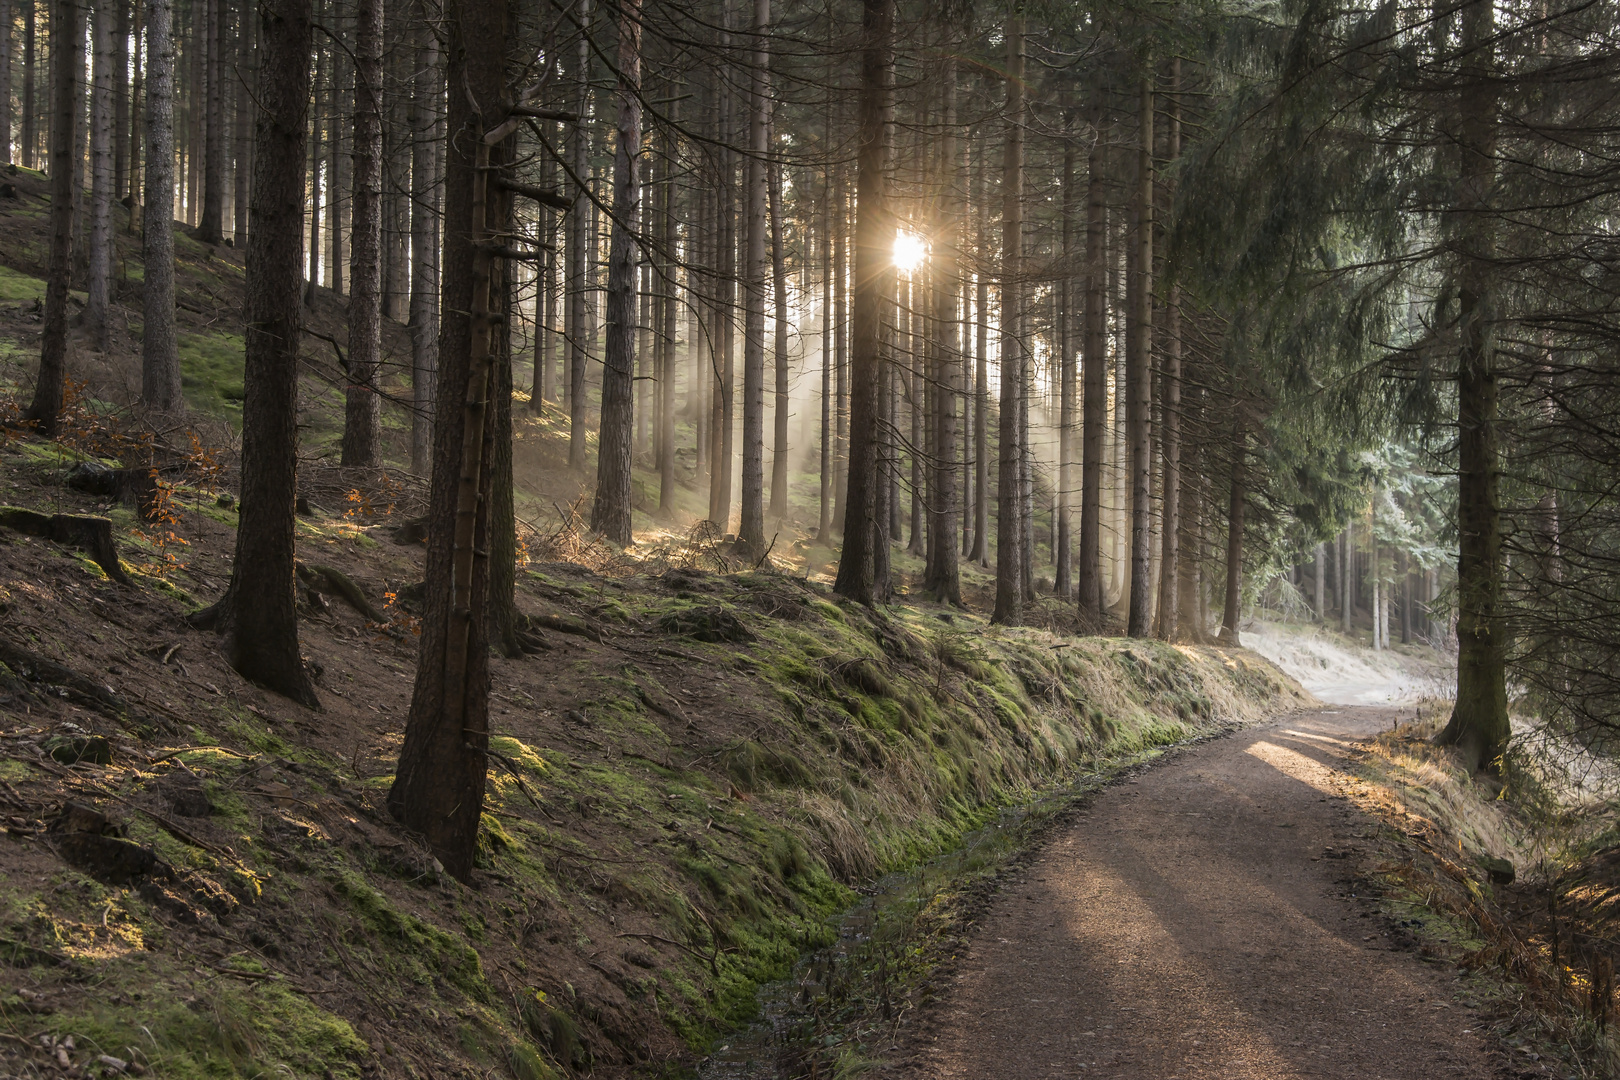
[{"x1": 1349, "y1": 706, "x2": 1620, "y2": 1078}]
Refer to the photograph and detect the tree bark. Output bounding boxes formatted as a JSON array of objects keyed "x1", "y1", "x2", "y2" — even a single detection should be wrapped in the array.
[
  {"x1": 24, "y1": 0, "x2": 84, "y2": 435},
  {"x1": 991, "y1": 16, "x2": 1025, "y2": 626},
  {"x1": 1155, "y1": 64, "x2": 1182, "y2": 639},
  {"x1": 20, "y1": 0, "x2": 34, "y2": 168},
  {"x1": 140, "y1": 0, "x2": 179, "y2": 412},
  {"x1": 1315, "y1": 541, "x2": 1327, "y2": 621},
  {"x1": 196, "y1": 0, "x2": 223, "y2": 242},
  {"x1": 657, "y1": 111, "x2": 678, "y2": 515},
  {"x1": 736, "y1": 0, "x2": 769, "y2": 556},
  {"x1": 1218, "y1": 421, "x2": 1245, "y2": 647},
  {"x1": 818, "y1": 162, "x2": 832, "y2": 540},
  {"x1": 232, "y1": 0, "x2": 252, "y2": 243},
  {"x1": 565, "y1": 0, "x2": 591, "y2": 469},
  {"x1": 188, "y1": 0, "x2": 317, "y2": 710},
  {"x1": 1435, "y1": 0, "x2": 1508, "y2": 773},
  {"x1": 304, "y1": 16, "x2": 323, "y2": 305},
  {"x1": 1055, "y1": 123, "x2": 1076, "y2": 600},
  {"x1": 970, "y1": 146, "x2": 988, "y2": 567},
  {"x1": 409, "y1": 1, "x2": 440, "y2": 474},
  {"x1": 1126, "y1": 75, "x2": 1154, "y2": 636},
  {"x1": 768, "y1": 155, "x2": 791, "y2": 523},
  {"x1": 341, "y1": 0, "x2": 384, "y2": 466},
  {"x1": 831, "y1": 0, "x2": 893, "y2": 605},
  {"x1": 1082, "y1": 113, "x2": 1108, "y2": 621},
  {"x1": 589, "y1": 0, "x2": 642, "y2": 546},
  {"x1": 924, "y1": 57, "x2": 961, "y2": 606},
  {"x1": 389, "y1": 0, "x2": 511, "y2": 880},
  {"x1": 0, "y1": 0, "x2": 10, "y2": 166},
  {"x1": 85, "y1": 0, "x2": 114, "y2": 350}
]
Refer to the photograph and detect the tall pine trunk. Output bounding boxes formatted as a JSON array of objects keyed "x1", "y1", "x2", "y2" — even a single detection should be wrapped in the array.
[
  {"x1": 991, "y1": 16, "x2": 1025, "y2": 626},
  {"x1": 0, "y1": 0, "x2": 10, "y2": 166},
  {"x1": 589, "y1": 0, "x2": 642, "y2": 545},
  {"x1": 188, "y1": 0, "x2": 318, "y2": 709},
  {"x1": 925, "y1": 57, "x2": 961, "y2": 605},
  {"x1": 1436, "y1": 0, "x2": 1508, "y2": 772},
  {"x1": 389, "y1": 0, "x2": 511, "y2": 881},
  {"x1": 1077, "y1": 110, "x2": 1107, "y2": 624},
  {"x1": 342, "y1": 0, "x2": 384, "y2": 465},
  {"x1": 737, "y1": 0, "x2": 770, "y2": 555},
  {"x1": 1054, "y1": 124, "x2": 1075, "y2": 599},
  {"x1": 768, "y1": 156, "x2": 791, "y2": 523},
  {"x1": 141, "y1": 0, "x2": 179, "y2": 411},
  {"x1": 1126, "y1": 75, "x2": 1154, "y2": 636},
  {"x1": 831, "y1": 0, "x2": 893, "y2": 605},
  {"x1": 85, "y1": 0, "x2": 114, "y2": 349},
  {"x1": 408, "y1": 2, "x2": 440, "y2": 473},
  {"x1": 1154, "y1": 62, "x2": 1181, "y2": 639},
  {"x1": 565, "y1": 0, "x2": 591, "y2": 469},
  {"x1": 1218, "y1": 421, "x2": 1245, "y2": 647},
  {"x1": 197, "y1": 0, "x2": 223, "y2": 242},
  {"x1": 25, "y1": 0, "x2": 84, "y2": 434}
]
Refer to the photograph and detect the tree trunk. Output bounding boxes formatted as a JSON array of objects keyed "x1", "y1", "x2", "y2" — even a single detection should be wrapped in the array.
[
  {"x1": 589, "y1": 0, "x2": 642, "y2": 546},
  {"x1": 831, "y1": 0, "x2": 893, "y2": 605},
  {"x1": 188, "y1": 0, "x2": 318, "y2": 709},
  {"x1": 817, "y1": 160, "x2": 832, "y2": 540},
  {"x1": 970, "y1": 146, "x2": 989, "y2": 566},
  {"x1": 21, "y1": 0, "x2": 34, "y2": 168},
  {"x1": 768, "y1": 155, "x2": 791, "y2": 523},
  {"x1": 1217, "y1": 421, "x2": 1245, "y2": 647},
  {"x1": 566, "y1": 0, "x2": 591, "y2": 469},
  {"x1": 24, "y1": 0, "x2": 83, "y2": 435},
  {"x1": 0, "y1": 0, "x2": 10, "y2": 166},
  {"x1": 1126, "y1": 75, "x2": 1154, "y2": 637},
  {"x1": 1315, "y1": 542, "x2": 1326, "y2": 621},
  {"x1": 196, "y1": 0, "x2": 223, "y2": 242},
  {"x1": 409, "y1": 2, "x2": 439, "y2": 474},
  {"x1": 924, "y1": 57, "x2": 961, "y2": 606},
  {"x1": 131, "y1": 0, "x2": 145, "y2": 218},
  {"x1": 832, "y1": 170, "x2": 849, "y2": 531},
  {"x1": 1435, "y1": 0, "x2": 1508, "y2": 773},
  {"x1": 85, "y1": 0, "x2": 114, "y2": 350},
  {"x1": 656, "y1": 108, "x2": 678, "y2": 515},
  {"x1": 736, "y1": 0, "x2": 769, "y2": 555},
  {"x1": 326, "y1": 30, "x2": 343, "y2": 298},
  {"x1": 1399, "y1": 548, "x2": 1412, "y2": 644},
  {"x1": 991, "y1": 15, "x2": 1025, "y2": 626},
  {"x1": 1078, "y1": 112, "x2": 1106, "y2": 624},
  {"x1": 1154, "y1": 63, "x2": 1181, "y2": 639},
  {"x1": 140, "y1": 0, "x2": 179, "y2": 412},
  {"x1": 1055, "y1": 124, "x2": 1075, "y2": 600},
  {"x1": 232, "y1": 0, "x2": 251, "y2": 242},
  {"x1": 389, "y1": 0, "x2": 511, "y2": 881},
  {"x1": 304, "y1": 17, "x2": 322, "y2": 305},
  {"x1": 341, "y1": 0, "x2": 384, "y2": 466}
]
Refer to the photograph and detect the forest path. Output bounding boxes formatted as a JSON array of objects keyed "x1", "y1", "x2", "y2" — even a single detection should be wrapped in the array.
[{"x1": 897, "y1": 706, "x2": 1495, "y2": 1080}]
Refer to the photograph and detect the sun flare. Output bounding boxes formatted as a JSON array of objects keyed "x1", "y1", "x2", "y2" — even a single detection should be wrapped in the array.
[{"x1": 893, "y1": 231, "x2": 928, "y2": 272}]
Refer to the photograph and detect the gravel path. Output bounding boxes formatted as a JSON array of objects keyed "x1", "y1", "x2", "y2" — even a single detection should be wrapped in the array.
[{"x1": 899, "y1": 707, "x2": 1495, "y2": 1079}]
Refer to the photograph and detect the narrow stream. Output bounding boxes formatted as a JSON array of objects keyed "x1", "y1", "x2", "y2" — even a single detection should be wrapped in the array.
[{"x1": 697, "y1": 744, "x2": 1184, "y2": 1079}]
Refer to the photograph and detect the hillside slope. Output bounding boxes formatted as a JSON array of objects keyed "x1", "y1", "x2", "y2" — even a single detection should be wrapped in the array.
[{"x1": 0, "y1": 427, "x2": 1309, "y2": 1079}]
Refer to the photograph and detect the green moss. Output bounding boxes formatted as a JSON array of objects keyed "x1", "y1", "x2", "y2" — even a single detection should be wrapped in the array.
[
  {"x1": 45, "y1": 971, "x2": 367, "y2": 1079},
  {"x1": 177, "y1": 330, "x2": 247, "y2": 415},
  {"x1": 0, "y1": 265, "x2": 49, "y2": 303}
]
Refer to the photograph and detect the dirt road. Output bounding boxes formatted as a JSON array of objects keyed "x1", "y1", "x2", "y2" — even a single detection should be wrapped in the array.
[{"x1": 899, "y1": 706, "x2": 1495, "y2": 1079}]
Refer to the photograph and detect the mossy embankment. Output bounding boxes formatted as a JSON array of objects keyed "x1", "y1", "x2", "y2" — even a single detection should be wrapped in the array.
[{"x1": 0, "y1": 444, "x2": 1311, "y2": 1078}]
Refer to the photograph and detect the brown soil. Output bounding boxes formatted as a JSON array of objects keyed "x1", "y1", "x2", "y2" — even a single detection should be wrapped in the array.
[{"x1": 897, "y1": 706, "x2": 1503, "y2": 1079}]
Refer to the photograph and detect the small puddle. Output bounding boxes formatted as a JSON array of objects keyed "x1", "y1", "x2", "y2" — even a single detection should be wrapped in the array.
[{"x1": 697, "y1": 744, "x2": 1186, "y2": 1078}]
